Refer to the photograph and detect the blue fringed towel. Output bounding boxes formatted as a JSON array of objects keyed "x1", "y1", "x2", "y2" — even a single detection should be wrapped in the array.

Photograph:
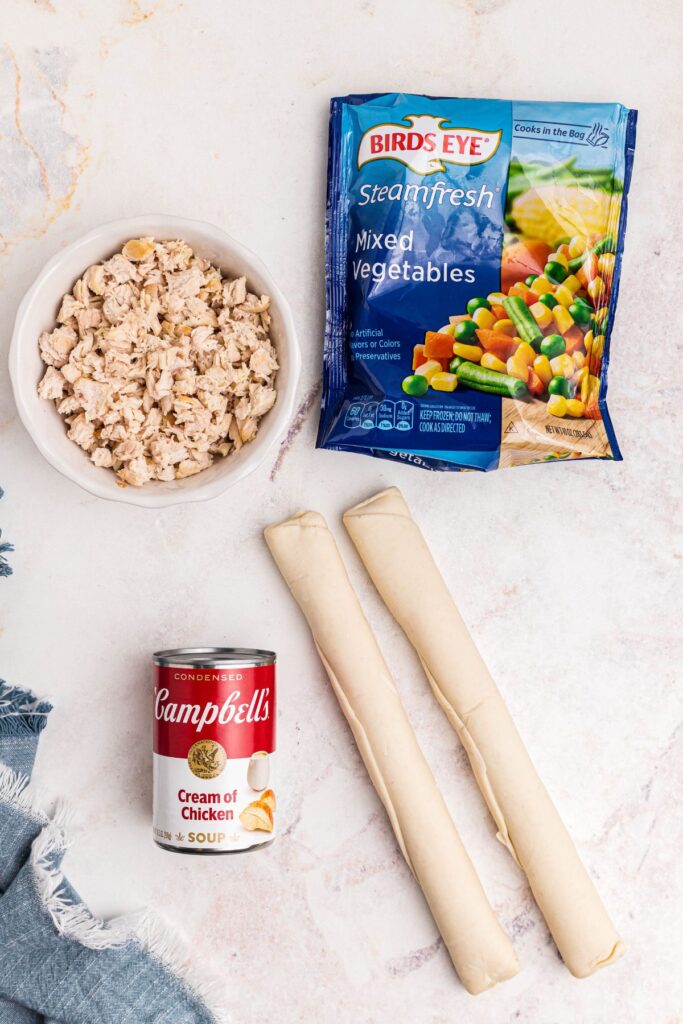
[{"x1": 0, "y1": 680, "x2": 228, "y2": 1023}]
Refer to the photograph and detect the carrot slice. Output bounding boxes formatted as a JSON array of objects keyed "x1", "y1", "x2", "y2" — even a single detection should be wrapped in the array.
[
  {"x1": 563, "y1": 326, "x2": 585, "y2": 355},
  {"x1": 424, "y1": 331, "x2": 456, "y2": 360},
  {"x1": 527, "y1": 369, "x2": 545, "y2": 396},
  {"x1": 475, "y1": 329, "x2": 518, "y2": 361},
  {"x1": 412, "y1": 344, "x2": 428, "y2": 370}
]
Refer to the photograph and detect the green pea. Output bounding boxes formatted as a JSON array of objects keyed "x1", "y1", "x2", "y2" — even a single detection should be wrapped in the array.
[
  {"x1": 548, "y1": 375, "x2": 571, "y2": 399},
  {"x1": 538, "y1": 293, "x2": 558, "y2": 309},
  {"x1": 540, "y1": 334, "x2": 566, "y2": 360},
  {"x1": 466, "y1": 296, "x2": 491, "y2": 316},
  {"x1": 402, "y1": 374, "x2": 429, "y2": 397},
  {"x1": 454, "y1": 319, "x2": 477, "y2": 342},
  {"x1": 568, "y1": 301, "x2": 592, "y2": 324},
  {"x1": 544, "y1": 261, "x2": 568, "y2": 284},
  {"x1": 525, "y1": 274, "x2": 538, "y2": 286}
]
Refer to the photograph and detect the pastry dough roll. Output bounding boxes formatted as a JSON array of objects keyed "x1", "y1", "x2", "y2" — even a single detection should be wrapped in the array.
[
  {"x1": 343, "y1": 488, "x2": 624, "y2": 979},
  {"x1": 265, "y1": 511, "x2": 519, "y2": 994}
]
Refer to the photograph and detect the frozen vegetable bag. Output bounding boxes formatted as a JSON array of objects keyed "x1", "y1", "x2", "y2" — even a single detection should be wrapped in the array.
[{"x1": 318, "y1": 94, "x2": 637, "y2": 471}]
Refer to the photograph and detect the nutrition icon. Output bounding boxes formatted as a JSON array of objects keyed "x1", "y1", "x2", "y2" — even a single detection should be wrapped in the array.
[{"x1": 343, "y1": 399, "x2": 414, "y2": 432}]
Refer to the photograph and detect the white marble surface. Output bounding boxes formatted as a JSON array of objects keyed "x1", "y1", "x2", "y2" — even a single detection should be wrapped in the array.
[{"x1": 1, "y1": 1, "x2": 682, "y2": 1021}]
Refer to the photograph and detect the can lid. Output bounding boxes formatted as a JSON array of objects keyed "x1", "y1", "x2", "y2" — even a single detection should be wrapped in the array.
[{"x1": 153, "y1": 647, "x2": 276, "y2": 668}]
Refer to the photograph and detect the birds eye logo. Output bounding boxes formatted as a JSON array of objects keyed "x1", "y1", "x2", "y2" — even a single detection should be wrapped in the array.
[{"x1": 358, "y1": 115, "x2": 502, "y2": 175}]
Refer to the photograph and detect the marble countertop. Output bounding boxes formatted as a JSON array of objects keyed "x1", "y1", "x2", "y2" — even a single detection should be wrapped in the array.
[{"x1": 1, "y1": 1, "x2": 681, "y2": 1021}]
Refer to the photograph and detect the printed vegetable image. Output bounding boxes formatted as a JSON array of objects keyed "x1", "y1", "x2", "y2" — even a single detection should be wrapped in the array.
[
  {"x1": 402, "y1": 232, "x2": 614, "y2": 420},
  {"x1": 506, "y1": 157, "x2": 623, "y2": 245},
  {"x1": 501, "y1": 239, "x2": 552, "y2": 292}
]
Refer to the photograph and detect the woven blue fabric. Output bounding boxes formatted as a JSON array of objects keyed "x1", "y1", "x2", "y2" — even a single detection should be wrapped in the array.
[
  {"x1": 0, "y1": 683, "x2": 52, "y2": 778},
  {"x1": 0, "y1": 682, "x2": 50, "y2": 1024},
  {"x1": 0, "y1": 681, "x2": 223, "y2": 1024}
]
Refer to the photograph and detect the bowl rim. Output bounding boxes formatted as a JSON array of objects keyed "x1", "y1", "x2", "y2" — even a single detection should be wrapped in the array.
[{"x1": 8, "y1": 214, "x2": 301, "y2": 509}]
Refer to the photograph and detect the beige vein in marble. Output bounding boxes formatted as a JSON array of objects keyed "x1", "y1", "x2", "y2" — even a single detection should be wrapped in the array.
[{"x1": 0, "y1": 46, "x2": 88, "y2": 254}]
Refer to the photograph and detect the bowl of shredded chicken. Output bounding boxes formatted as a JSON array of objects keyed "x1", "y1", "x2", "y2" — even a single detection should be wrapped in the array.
[{"x1": 10, "y1": 217, "x2": 300, "y2": 507}]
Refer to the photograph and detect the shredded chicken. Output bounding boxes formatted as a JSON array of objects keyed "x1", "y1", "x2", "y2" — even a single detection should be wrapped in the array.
[{"x1": 37, "y1": 239, "x2": 278, "y2": 485}]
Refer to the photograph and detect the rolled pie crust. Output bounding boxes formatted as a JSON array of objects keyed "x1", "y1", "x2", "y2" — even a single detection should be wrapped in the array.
[
  {"x1": 265, "y1": 511, "x2": 519, "y2": 994},
  {"x1": 343, "y1": 487, "x2": 624, "y2": 978}
]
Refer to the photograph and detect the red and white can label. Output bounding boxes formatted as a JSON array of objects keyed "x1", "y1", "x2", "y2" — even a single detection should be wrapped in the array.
[{"x1": 153, "y1": 663, "x2": 276, "y2": 853}]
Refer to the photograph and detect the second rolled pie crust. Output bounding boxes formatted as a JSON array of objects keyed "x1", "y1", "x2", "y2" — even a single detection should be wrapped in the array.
[{"x1": 343, "y1": 487, "x2": 624, "y2": 978}]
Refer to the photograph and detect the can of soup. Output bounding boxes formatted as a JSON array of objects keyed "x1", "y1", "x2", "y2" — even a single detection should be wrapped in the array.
[{"x1": 153, "y1": 647, "x2": 276, "y2": 855}]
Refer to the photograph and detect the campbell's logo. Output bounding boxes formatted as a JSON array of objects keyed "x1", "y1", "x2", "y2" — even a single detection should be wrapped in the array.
[
  {"x1": 358, "y1": 114, "x2": 502, "y2": 175},
  {"x1": 153, "y1": 663, "x2": 276, "y2": 760},
  {"x1": 155, "y1": 686, "x2": 271, "y2": 733}
]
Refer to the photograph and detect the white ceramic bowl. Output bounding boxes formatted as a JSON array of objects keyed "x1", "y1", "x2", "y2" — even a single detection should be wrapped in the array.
[{"x1": 9, "y1": 215, "x2": 301, "y2": 508}]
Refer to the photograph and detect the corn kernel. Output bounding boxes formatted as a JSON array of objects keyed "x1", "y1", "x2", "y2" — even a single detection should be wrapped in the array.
[
  {"x1": 452, "y1": 343, "x2": 483, "y2": 362},
  {"x1": 584, "y1": 330, "x2": 594, "y2": 357},
  {"x1": 565, "y1": 398, "x2": 586, "y2": 418},
  {"x1": 481, "y1": 353, "x2": 507, "y2": 373},
  {"x1": 552, "y1": 304, "x2": 574, "y2": 334},
  {"x1": 548, "y1": 251, "x2": 568, "y2": 269},
  {"x1": 592, "y1": 334, "x2": 605, "y2": 360},
  {"x1": 415, "y1": 359, "x2": 442, "y2": 380},
  {"x1": 554, "y1": 284, "x2": 574, "y2": 308},
  {"x1": 472, "y1": 306, "x2": 496, "y2": 330},
  {"x1": 598, "y1": 253, "x2": 615, "y2": 279},
  {"x1": 531, "y1": 275, "x2": 554, "y2": 296},
  {"x1": 430, "y1": 372, "x2": 458, "y2": 393},
  {"x1": 486, "y1": 292, "x2": 507, "y2": 305},
  {"x1": 547, "y1": 395, "x2": 568, "y2": 417},
  {"x1": 573, "y1": 351, "x2": 586, "y2": 370},
  {"x1": 515, "y1": 341, "x2": 536, "y2": 366},
  {"x1": 493, "y1": 318, "x2": 516, "y2": 335},
  {"x1": 533, "y1": 354, "x2": 552, "y2": 386},
  {"x1": 506, "y1": 355, "x2": 529, "y2": 381},
  {"x1": 581, "y1": 373, "x2": 600, "y2": 405},
  {"x1": 587, "y1": 276, "x2": 606, "y2": 302},
  {"x1": 530, "y1": 302, "x2": 553, "y2": 328},
  {"x1": 594, "y1": 306, "x2": 609, "y2": 328},
  {"x1": 563, "y1": 274, "x2": 581, "y2": 295},
  {"x1": 438, "y1": 323, "x2": 456, "y2": 336},
  {"x1": 550, "y1": 354, "x2": 574, "y2": 378},
  {"x1": 568, "y1": 235, "x2": 587, "y2": 258}
]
